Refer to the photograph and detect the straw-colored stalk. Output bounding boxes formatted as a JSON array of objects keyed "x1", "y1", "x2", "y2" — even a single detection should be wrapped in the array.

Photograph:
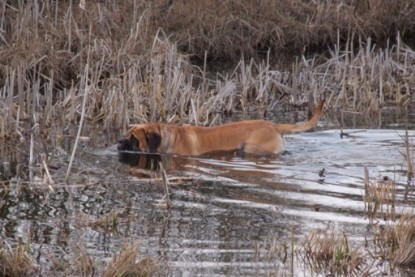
[
  {"x1": 158, "y1": 161, "x2": 172, "y2": 209},
  {"x1": 103, "y1": 242, "x2": 158, "y2": 277},
  {"x1": 89, "y1": 209, "x2": 121, "y2": 234},
  {"x1": 73, "y1": 243, "x2": 96, "y2": 276},
  {"x1": 400, "y1": 130, "x2": 414, "y2": 181},
  {"x1": 300, "y1": 226, "x2": 366, "y2": 276},
  {"x1": 0, "y1": 239, "x2": 35, "y2": 277},
  {"x1": 363, "y1": 167, "x2": 396, "y2": 223},
  {"x1": 373, "y1": 211, "x2": 415, "y2": 266}
]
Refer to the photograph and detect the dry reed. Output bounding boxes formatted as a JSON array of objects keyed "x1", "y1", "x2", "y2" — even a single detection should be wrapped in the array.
[
  {"x1": 89, "y1": 209, "x2": 121, "y2": 234},
  {"x1": 363, "y1": 167, "x2": 397, "y2": 223},
  {"x1": 1, "y1": 1, "x2": 415, "y2": 275},
  {"x1": 0, "y1": 1, "x2": 414, "y2": 145},
  {"x1": 399, "y1": 130, "x2": 414, "y2": 183},
  {"x1": 158, "y1": 161, "x2": 172, "y2": 209},
  {"x1": 103, "y1": 242, "x2": 158, "y2": 277},
  {"x1": 300, "y1": 225, "x2": 368, "y2": 276},
  {"x1": 0, "y1": 239, "x2": 35, "y2": 277},
  {"x1": 73, "y1": 242, "x2": 96, "y2": 276},
  {"x1": 372, "y1": 211, "x2": 415, "y2": 267}
]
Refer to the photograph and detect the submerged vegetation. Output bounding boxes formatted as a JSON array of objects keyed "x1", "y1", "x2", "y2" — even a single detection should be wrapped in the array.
[{"x1": 1, "y1": 0, "x2": 415, "y2": 276}]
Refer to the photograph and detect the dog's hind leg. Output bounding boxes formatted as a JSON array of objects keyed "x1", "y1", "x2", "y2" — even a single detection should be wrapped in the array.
[
  {"x1": 242, "y1": 143, "x2": 275, "y2": 156},
  {"x1": 244, "y1": 131, "x2": 285, "y2": 155}
]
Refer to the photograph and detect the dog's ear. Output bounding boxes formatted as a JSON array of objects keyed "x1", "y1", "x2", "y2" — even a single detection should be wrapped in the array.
[
  {"x1": 145, "y1": 131, "x2": 161, "y2": 153},
  {"x1": 127, "y1": 124, "x2": 162, "y2": 153},
  {"x1": 129, "y1": 134, "x2": 140, "y2": 151}
]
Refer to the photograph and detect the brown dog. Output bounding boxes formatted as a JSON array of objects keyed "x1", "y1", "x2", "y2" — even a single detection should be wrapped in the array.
[{"x1": 118, "y1": 100, "x2": 325, "y2": 156}]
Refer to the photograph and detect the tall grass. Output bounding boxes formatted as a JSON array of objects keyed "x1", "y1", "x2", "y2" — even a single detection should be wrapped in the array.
[
  {"x1": 103, "y1": 242, "x2": 158, "y2": 277},
  {"x1": 299, "y1": 225, "x2": 368, "y2": 276},
  {"x1": 363, "y1": 167, "x2": 397, "y2": 223},
  {"x1": 372, "y1": 211, "x2": 415, "y2": 267},
  {"x1": 1, "y1": 1, "x2": 414, "y2": 142},
  {"x1": 2, "y1": 3, "x2": 415, "y2": 276},
  {"x1": 0, "y1": 239, "x2": 35, "y2": 277}
]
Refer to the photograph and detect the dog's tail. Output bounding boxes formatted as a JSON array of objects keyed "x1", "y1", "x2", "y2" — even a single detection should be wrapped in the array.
[{"x1": 274, "y1": 100, "x2": 325, "y2": 134}]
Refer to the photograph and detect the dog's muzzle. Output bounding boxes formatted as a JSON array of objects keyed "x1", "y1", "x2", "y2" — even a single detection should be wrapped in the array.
[{"x1": 117, "y1": 136, "x2": 139, "y2": 152}]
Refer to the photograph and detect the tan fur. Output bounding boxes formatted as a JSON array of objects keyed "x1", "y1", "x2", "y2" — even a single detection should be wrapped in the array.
[{"x1": 118, "y1": 100, "x2": 325, "y2": 156}]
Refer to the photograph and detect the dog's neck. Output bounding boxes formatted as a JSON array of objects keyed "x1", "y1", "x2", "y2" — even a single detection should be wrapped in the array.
[{"x1": 159, "y1": 124, "x2": 175, "y2": 154}]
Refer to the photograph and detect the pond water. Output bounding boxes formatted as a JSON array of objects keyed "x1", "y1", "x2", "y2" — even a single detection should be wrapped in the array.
[{"x1": 1, "y1": 109, "x2": 415, "y2": 276}]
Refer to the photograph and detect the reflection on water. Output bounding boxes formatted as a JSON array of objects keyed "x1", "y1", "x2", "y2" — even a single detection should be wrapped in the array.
[
  {"x1": 118, "y1": 152, "x2": 162, "y2": 170},
  {"x1": 1, "y1": 110, "x2": 415, "y2": 275}
]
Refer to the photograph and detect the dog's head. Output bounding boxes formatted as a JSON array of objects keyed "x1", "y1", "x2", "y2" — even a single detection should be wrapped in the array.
[{"x1": 118, "y1": 124, "x2": 162, "y2": 153}]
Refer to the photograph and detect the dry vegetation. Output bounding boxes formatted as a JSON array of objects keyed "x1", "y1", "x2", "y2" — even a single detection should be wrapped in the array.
[
  {"x1": 44, "y1": 240, "x2": 158, "y2": 277},
  {"x1": 299, "y1": 226, "x2": 369, "y2": 276},
  {"x1": 1, "y1": 0, "x2": 415, "y2": 276},
  {"x1": 103, "y1": 242, "x2": 158, "y2": 277},
  {"x1": 0, "y1": 239, "x2": 36, "y2": 276},
  {"x1": 1, "y1": 0, "x2": 415, "y2": 143},
  {"x1": 298, "y1": 217, "x2": 415, "y2": 276},
  {"x1": 295, "y1": 137, "x2": 415, "y2": 276},
  {"x1": 363, "y1": 166, "x2": 397, "y2": 223},
  {"x1": 371, "y1": 212, "x2": 415, "y2": 267}
]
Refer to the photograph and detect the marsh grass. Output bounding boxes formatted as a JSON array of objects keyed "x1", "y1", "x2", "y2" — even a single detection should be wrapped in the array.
[
  {"x1": 1, "y1": 1, "x2": 415, "y2": 276},
  {"x1": 45, "y1": 237, "x2": 158, "y2": 276},
  {"x1": 89, "y1": 209, "x2": 121, "y2": 234},
  {"x1": 363, "y1": 131, "x2": 414, "y2": 222},
  {"x1": 254, "y1": 234, "x2": 288, "y2": 263},
  {"x1": 73, "y1": 242, "x2": 96, "y2": 276},
  {"x1": 0, "y1": 239, "x2": 35, "y2": 277},
  {"x1": 103, "y1": 242, "x2": 158, "y2": 277},
  {"x1": 363, "y1": 167, "x2": 397, "y2": 223},
  {"x1": 399, "y1": 130, "x2": 414, "y2": 184},
  {"x1": 157, "y1": 161, "x2": 172, "y2": 209},
  {"x1": 372, "y1": 212, "x2": 415, "y2": 267},
  {"x1": 299, "y1": 226, "x2": 369, "y2": 276},
  {"x1": 361, "y1": 134, "x2": 415, "y2": 271},
  {"x1": 44, "y1": 249, "x2": 69, "y2": 272},
  {"x1": 252, "y1": 234, "x2": 292, "y2": 276},
  {"x1": 1, "y1": 1, "x2": 414, "y2": 144}
]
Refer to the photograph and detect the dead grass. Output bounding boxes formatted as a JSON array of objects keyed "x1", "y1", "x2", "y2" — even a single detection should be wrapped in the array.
[
  {"x1": 400, "y1": 130, "x2": 414, "y2": 183},
  {"x1": 64, "y1": 240, "x2": 158, "y2": 276},
  {"x1": 1, "y1": 2, "x2": 415, "y2": 275},
  {"x1": 89, "y1": 209, "x2": 121, "y2": 234},
  {"x1": 43, "y1": 238, "x2": 159, "y2": 276},
  {"x1": 299, "y1": 225, "x2": 369, "y2": 276},
  {"x1": 3, "y1": 0, "x2": 414, "y2": 66},
  {"x1": 0, "y1": 1, "x2": 414, "y2": 144},
  {"x1": 103, "y1": 242, "x2": 158, "y2": 277},
  {"x1": 254, "y1": 234, "x2": 289, "y2": 263},
  {"x1": 372, "y1": 212, "x2": 415, "y2": 267},
  {"x1": 73, "y1": 242, "x2": 96, "y2": 276},
  {"x1": 151, "y1": 0, "x2": 415, "y2": 63},
  {"x1": 0, "y1": 239, "x2": 36, "y2": 277},
  {"x1": 363, "y1": 167, "x2": 397, "y2": 223}
]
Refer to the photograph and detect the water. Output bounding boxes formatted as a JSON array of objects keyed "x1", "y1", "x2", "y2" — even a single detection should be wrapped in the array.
[{"x1": 1, "y1": 109, "x2": 415, "y2": 276}]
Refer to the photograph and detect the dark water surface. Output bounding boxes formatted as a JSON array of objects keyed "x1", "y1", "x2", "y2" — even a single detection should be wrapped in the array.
[{"x1": 1, "y1": 109, "x2": 415, "y2": 276}]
